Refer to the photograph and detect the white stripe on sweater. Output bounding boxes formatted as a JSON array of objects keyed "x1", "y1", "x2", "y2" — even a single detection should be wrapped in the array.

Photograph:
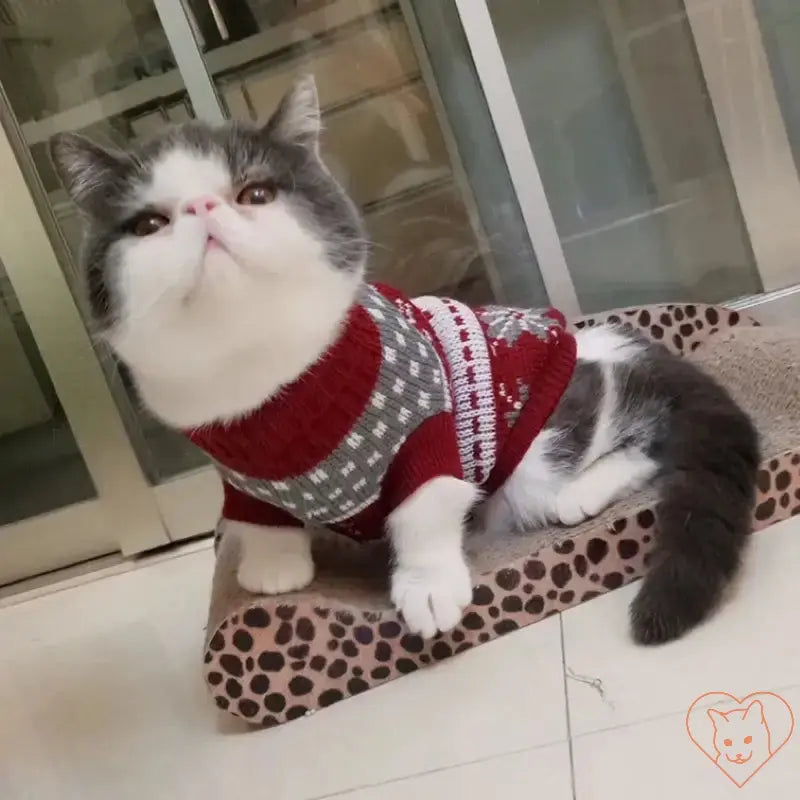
[{"x1": 414, "y1": 296, "x2": 497, "y2": 484}]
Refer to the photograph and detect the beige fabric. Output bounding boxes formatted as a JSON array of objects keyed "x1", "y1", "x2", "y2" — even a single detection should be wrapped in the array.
[{"x1": 206, "y1": 325, "x2": 800, "y2": 641}]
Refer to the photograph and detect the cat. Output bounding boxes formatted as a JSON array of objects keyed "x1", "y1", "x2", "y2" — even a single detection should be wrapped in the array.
[
  {"x1": 708, "y1": 701, "x2": 773, "y2": 784},
  {"x1": 49, "y1": 76, "x2": 759, "y2": 644}
]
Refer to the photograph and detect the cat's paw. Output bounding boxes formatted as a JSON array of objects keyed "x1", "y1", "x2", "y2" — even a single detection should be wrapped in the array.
[
  {"x1": 555, "y1": 493, "x2": 592, "y2": 526},
  {"x1": 237, "y1": 550, "x2": 315, "y2": 595},
  {"x1": 391, "y1": 557, "x2": 473, "y2": 639},
  {"x1": 233, "y1": 523, "x2": 315, "y2": 595}
]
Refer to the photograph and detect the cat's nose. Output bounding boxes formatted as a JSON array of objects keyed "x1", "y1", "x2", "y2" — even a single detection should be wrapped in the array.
[{"x1": 183, "y1": 195, "x2": 220, "y2": 216}]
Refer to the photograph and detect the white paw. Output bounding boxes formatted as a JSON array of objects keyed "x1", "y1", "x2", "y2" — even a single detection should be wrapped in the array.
[
  {"x1": 237, "y1": 550, "x2": 315, "y2": 595},
  {"x1": 391, "y1": 557, "x2": 473, "y2": 639},
  {"x1": 233, "y1": 524, "x2": 315, "y2": 595},
  {"x1": 555, "y1": 493, "x2": 592, "y2": 527}
]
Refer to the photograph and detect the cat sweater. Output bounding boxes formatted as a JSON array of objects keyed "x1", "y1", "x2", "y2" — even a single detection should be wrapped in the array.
[{"x1": 188, "y1": 284, "x2": 576, "y2": 540}]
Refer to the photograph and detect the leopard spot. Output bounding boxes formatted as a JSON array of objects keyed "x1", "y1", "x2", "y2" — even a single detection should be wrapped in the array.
[
  {"x1": 242, "y1": 608, "x2": 270, "y2": 628},
  {"x1": 502, "y1": 596, "x2": 523, "y2": 613},
  {"x1": 524, "y1": 559, "x2": 546, "y2": 580},
  {"x1": 401, "y1": 634, "x2": 425, "y2": 654},
  {"x1": 496, "y1": 568, "x2": 521, "y2": 591},
  {"x1": 319, "y1": 689, "x2": 344, "y2": 707},
  {"x1": 275, "y1": 622, "x2": 292, "y2": 646},
  {"x1": 757, "y1": 469, "x2": 771, "y2": 492},
  {"x1": 296, "y1": 618, "x2": 314, "y2": 642},
  {"x1": 755, "y1": 498, "x2": 776, "y2": 521},
  {"x1": 378, "y1": 621, "x2": 402, "y2": 639},
  {"x1": 525, "y1": 596, "x2": 545, "y2": 614},
  {"x1": 264, "y1": 693, "x2": 286, "y2": 713},
  {"x1": 636, "y1": 509, "x2": 655, "y2": 528},
  {"x1": 354, "y1": 626, "x2": 374, "y2": 645},
  {"x1": 276, "y1": 605, "x2": 296, "y2": 621},
  {"x1": 432, "y1": 642, "x2": 452, "y2": 660},
  {"x1": 776, "y1": 470, "x2": 791, "y2": 491},
  {"x1": 348, "y1": 678, "x2": 369, "y2": 695},
  {"x1": 587, "y1": 538, "x2": 609, "y2": 564},
  {"x1": 289, "y1": 676, "x2": 313, "y2": 697},
  {"x1": 396, "y1": 659, "x2": 418, "y2": 674},
  {"x1": 602, "y1": 572, "x2": 624, "y2": 590},
  {"x1": 238, "y1": 699, "x2": 260, "y2": 719},
  {"x1": 258, "y1": 652, "x2": 285, "y2": 672},
  {"x1": 551, "y1": 562, "x2": 572, "y2": 588},
  {"x1": 617, "y1": 539, "x2": 639, "y2": 559},
  {"x1": 220, "y1": 654, "x2": 243, "y2": 677},
  {"x1": 209, "y1": 632, "x2": 225, "y2": 652},
  {"x1": 473, "y1": 585, "x2": 495, "y2": 605},
  {"x1": 463, "y1": 612, "x2": 485, "y2": 630},
  {"x1": 327, "y1": 659, "x2": 347, "y2": 679}
]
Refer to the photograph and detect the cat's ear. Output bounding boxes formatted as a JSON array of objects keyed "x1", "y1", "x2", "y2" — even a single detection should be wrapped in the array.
[
  {"x1": 265, "y1": 75, "x2": 321, "y2": 152},
  {"x1": 743, "y1": 701, "x2": 765, "y2": 723},
  {"x1": 708, "y1": 709, "x2": 726, "y2": 727},
  {"x1": 49, "y1": 133, "x2": 131, "y2": 218}
]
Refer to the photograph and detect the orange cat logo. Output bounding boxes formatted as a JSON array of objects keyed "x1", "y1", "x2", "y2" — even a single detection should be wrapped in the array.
[{"x1": 686, "y1": 692, "x2": 794, "y2": 787}]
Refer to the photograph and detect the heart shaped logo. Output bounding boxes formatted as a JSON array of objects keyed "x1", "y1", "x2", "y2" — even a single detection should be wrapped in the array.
[{"x1": 686, "y1": 692, "x2": 794, "y2": 787}]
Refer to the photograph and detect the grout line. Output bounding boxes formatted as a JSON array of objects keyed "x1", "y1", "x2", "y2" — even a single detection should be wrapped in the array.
[
  {"x1": 308, "y1": 739, "x2": 568, "y2": 800},
  {"x1": 559, "y1": 614, "x2": 578, "y2": 800}
]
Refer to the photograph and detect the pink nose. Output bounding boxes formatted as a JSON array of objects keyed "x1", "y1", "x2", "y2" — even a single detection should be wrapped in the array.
[{"x1": 184, "y1": 195, "x2": 220, "y2": 216}]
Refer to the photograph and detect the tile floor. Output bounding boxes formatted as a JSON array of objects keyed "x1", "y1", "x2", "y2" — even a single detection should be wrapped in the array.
[{"x1": 0, "y1": 518, "x2": 798, "y2": 799}]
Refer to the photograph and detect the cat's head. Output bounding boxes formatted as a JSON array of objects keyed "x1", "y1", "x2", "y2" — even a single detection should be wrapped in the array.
[
  {"x1": 708, "y1": 701, "x2": 771, "y2": 765},
  {"x1": 49, "y1": 77, "x2": 366, "y2": 422}
]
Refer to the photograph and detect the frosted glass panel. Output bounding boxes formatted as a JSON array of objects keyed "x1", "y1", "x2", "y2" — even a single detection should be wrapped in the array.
[
  {"x1": 488, "y1": 0, "x2": 762, "y2": 312},
  {"x1": 756, "y1": 0, "x2": 800, "y2": 174}
]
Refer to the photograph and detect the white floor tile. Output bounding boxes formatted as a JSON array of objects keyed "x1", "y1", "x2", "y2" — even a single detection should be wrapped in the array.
[
  {"x1": 0, "y1": 544, "x2": 568, "y2": 800},
  {"x1": 562, "y1": 517, "x2": 800, "y2": 736},
  {"x1": 337, "y1": 744, "x2": 574, "y2": 800},
  {"x1": 573, "y1": 685, "x2": 800, "y2": 800}
]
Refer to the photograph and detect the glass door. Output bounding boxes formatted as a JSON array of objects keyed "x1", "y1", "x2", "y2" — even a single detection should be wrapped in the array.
[
  {"x1": 460, "y1": 0, "x2": 800, "y2": 318},
  {"x1": 0, "y1": 0, "x2": 209, "y2": 582}
]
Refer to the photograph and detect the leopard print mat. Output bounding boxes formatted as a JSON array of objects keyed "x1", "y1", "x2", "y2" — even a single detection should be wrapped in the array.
[{"x1": 203, "y1": 303, "x2": 800, "y2": 728}]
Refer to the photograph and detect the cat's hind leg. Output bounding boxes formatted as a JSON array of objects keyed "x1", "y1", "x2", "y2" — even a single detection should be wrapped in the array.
[{"x1": 554, "y1": 447, "x2": 657, "y2": 526}]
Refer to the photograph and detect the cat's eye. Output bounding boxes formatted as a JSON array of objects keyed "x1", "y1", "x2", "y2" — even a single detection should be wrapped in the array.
[
  {"x1": 744, "y1": 736, "x2": 753, "y2": 744},
  {"x1": 129, "y1": 213, "x2": 170, "y2": 237},
  {"x1": 724, "y1": 738, "x2": 732, "y2": 747},
  {"x1": 237, "y1": 180, "x2": 277, "y2": 206}
]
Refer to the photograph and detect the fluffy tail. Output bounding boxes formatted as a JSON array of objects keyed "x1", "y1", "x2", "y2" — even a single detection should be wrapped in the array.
[{"x1": 629, "y1": 363, "x2": 759, "y2": 645}]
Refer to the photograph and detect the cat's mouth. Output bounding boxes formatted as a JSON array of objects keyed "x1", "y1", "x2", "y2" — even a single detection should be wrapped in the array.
[{"x1": 725, "y1": 752, "x2": 752, "y2": 764}]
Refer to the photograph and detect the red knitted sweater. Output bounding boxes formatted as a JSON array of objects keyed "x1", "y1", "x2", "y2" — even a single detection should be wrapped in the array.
[{"x1": 188, "y1": 284, "x2": 576, "y2": 540}]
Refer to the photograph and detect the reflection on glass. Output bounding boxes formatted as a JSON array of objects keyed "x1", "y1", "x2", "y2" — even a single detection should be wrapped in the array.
[
  {"x1": 488, "y1": 0, "x2": 762, "y2": 312},
  {"x1": 756, "y1": 0, "x2": 800, "y2": 174},
  {"x1": 0, "y1": 0, "x2": 208, "y2": 484},
  {"x1": 197, "y1": 0, "x2": 507, "y2": 302},
  {"x1": 0, "y1": 261, "x2": 95, "y2": 523}
]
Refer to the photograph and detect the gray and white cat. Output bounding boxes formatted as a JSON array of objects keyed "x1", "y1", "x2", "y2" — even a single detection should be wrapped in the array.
[{"x1": 50, "y1": 77, "x2": 758, "y2": 644}]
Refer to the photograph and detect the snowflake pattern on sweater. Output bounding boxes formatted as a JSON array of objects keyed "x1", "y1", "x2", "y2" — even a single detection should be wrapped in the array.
[{"x1": 188, "y1": 284, "x2": 576, "y2": 540}]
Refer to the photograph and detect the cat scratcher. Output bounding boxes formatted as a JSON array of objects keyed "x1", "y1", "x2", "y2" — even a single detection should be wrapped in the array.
[{"x1": 203, "y1": 304, "x2": 800, "y2": 727}]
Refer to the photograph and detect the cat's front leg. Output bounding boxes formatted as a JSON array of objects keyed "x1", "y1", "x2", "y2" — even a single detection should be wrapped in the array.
[
  {"x1": 388, "y1": 476, "x2": 477, "y2": 639},
  {"x1": 230, "y1": 520, "x2": 315, "y2": 595}
]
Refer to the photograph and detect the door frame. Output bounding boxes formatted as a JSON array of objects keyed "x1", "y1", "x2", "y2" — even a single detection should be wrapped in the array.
[{"x1": 0, "y1": 94, "x2": 170, "y2": 585}]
